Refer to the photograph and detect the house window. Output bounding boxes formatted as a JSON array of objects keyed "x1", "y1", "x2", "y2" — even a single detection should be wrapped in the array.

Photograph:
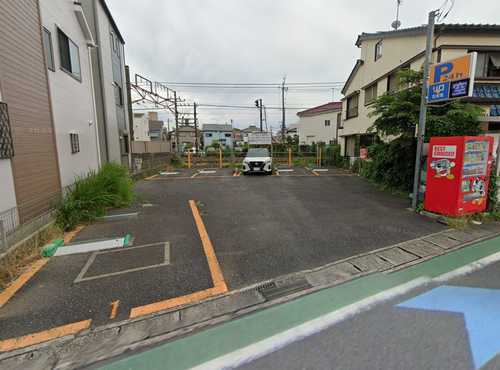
[
  {"x1": 324, "y1": 120, "x2": 331, "y2": 127},
  {"x1": 42, "y1": 28, "x2": 55, "y2": 71},
  {"x1": 346, "y1": 93, "x2": 359, "y2": 119},
  {"x1": 70, "y1": 133, "x2": 80, "y2": 154},
  {"x1": 475, "y1": 52, "x2": 500, "y2": 78},
  {"x1": 205, "y1": 133, "x2": 212, "y2": 137},
  {"x1": 0, "y1": 102, "x2": 14, "y2": 159},
  {"x1": 337, "y1": 112, "x2": 343, "y2": 129},
  {"x1": 225, "y1": 133, "x2": 232, "y2": 137},
  {"x1": 58, "y1": 29, "x2": 81, "y2": 80},
  {"x1": 387, "y1": 73, "x2": 398, "y2": 92},
  {"x1": 375, "y1": 40, "x2": 383, "y2": 61},
  {"x1": 364, "y1": 83, "x2": 378, "y2": 105},
  {"x1": 114, "y1": 83, "x2": 123, "y2": 106}
]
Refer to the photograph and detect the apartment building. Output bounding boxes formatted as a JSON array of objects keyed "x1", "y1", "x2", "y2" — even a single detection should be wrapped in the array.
[
  {"x1": 202, "y1": 124, "x2": 233, "y2": 149},
  {"x1": 133, "y1": 112, "x2": 165, "y2": 142},
  {"x1": 0, "y1": 0, "x2": 62, "y2": 228},
  {"x1": 40, "y1": 0, "x2": 100, "y2": 189},
  {"x1": 81, "y1": 0, "x2": 130, "y2": 167},
  {"x1": 340, "y1": 24, "x2": 500, "y2": 158},
  {"x1": 296, "y1": 102, "x2": 342, "y2": 145}
]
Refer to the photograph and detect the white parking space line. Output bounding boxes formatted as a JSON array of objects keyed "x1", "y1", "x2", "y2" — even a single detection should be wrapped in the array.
[
  {"x1": 200, "y1": 170, "x2": 217, "y2": 174},
  {"x1": 278, "y1": 169, "x2": 295, "y2": 172},
  {"x1": 160, "y1": 172, "x2": 180, "y2": 176},
  {"x1": 312, "y1": 169, "x2": 329, "y2": 172},
  {"x1": 54, "y1": 237, "x2": 126, "y2": 256}
]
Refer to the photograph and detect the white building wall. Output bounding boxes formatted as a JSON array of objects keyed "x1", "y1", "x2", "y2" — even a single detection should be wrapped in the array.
[
  {"x1": 133, "y1": 115, "x2": 150, "y2": 141},
  {"x1": 297, "y1": 111, "x2": 341, "y2": 145},
  {"x1": 40, "y1": 0, "x2": 100, "y2": 188},
  {"x1": 95, "y1": 0, "x2": 122, "y2": 163}
]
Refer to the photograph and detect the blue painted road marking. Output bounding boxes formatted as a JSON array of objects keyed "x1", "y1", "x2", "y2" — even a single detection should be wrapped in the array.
[{"x1": 397, "y1": 286, "x2": 500, "y2": 370}]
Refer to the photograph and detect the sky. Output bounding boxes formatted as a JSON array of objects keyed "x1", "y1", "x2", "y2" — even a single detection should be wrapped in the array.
[{"x1": 106, "y1": 0, "x2": 500, "y2": 130}]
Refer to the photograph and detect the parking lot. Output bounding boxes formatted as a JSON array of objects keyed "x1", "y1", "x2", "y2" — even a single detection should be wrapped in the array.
[{"x1": 0, "y1": 167, "x2": 444, "y2": 351}]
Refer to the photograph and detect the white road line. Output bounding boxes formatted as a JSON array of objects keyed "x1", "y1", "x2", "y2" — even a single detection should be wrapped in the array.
[
  {"x1": 190, "y1": 277, "x2": 429, "y2": 370},
  {"x1": 54, "y1": 238, "x2": 126, "y2": 256},
  {"x1": 160, "y1": 172, "x2": 180, "y2": 175}
]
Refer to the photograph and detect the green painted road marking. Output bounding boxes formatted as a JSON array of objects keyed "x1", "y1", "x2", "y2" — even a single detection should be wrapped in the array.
[{"x1": 100, "y1": 236, "x2": 500, "y2": 370}]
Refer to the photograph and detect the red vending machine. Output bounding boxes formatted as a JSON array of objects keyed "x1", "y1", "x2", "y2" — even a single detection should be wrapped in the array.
[{"x1": 424, "y1": 136, "x2": 494, "y2": 217}]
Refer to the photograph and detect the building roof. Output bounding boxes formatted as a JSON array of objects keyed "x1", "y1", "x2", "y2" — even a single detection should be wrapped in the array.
[
  {"x1": 355, "y1": 23, "x2": 500, "y2": 47},
  {"x1": 297, "y1": 102, "x2": 342, "y2": 117},
  {"x1": 242, "y1": 125, "x2": 260, "y2": 133},
  {"x1": 202, "y1": 124, "x2": 232, "y2": 131},
  {"x1": 99, "y1": 0, "x2": 125, "y2": 44}
]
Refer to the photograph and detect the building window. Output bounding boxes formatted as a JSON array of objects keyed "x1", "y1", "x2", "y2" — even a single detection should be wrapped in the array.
[
  {"x1": 475, "y1": 52, "x2": 500, "y2": 78},
  {"x1": 205, "y1": 133, "x2": 212, "y2": 137},
  {"x1": 337, "y1": 112, "x2": 343, "y2": 129},
  {"x1": 375, "y1": 40, "x2": 383, "y2": 61},
  {"x1": 0, "y1": 102, "x2": 14, "y2": 159},
  {"x1": 42, "y1": 28, "x2": 55, "y2": 71},
  {"x1": 70, "y1": 133, "x2": 80, "y2": 154},
  {"x1": 324, "y1": 120, "x2": 331, "y2": 127},
  {"x1": 387, "y1": 73, "x2": 398, "y2": 92},
  {"x1": 225, "y1": 133, "x2": 232, "y2": 137},
  {"x1": 114, "y1": 83, "x2": 123, "y2": 106},
  {"x1": 110, "y1": 32, "x2": 116, "y2": 52},
  {"x1": 364, "y1": 83, "x2": 378, "y2": 105},
  {"x1": 58, "y1": 29, "x2": 81, "y2": 80},
  {"x1": 346, "y1": 93, "x2": 359, "y2": 119}
]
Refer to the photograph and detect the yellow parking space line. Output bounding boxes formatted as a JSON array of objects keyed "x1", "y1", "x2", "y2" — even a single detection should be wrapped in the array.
[
  {"x1": 110, "y1": 300, "x2": 120, "y2": 319},
  {"x1": 189, "y1": 200, "x2": 227, "y2": 290},
  {"x1": 0, "y1": 319, "x2": 91, "y2": 352},
  {"x1": 312, "y1": 170, "x2": 320, "y2": 176},
  {"x1": 129, "y1": 200, "x2": 228, "y2": 319},
  {"x1": 0, "y1": 259, "x2": 48, "y2": 308},
  {"x1": 129, "y1": 286, "x2": 226, "y2": 319},
  {"x1": 145, "y1": 174, "x2": 159, "y2": 180},
  {"x1": 64, "y1": 225, "x2": 85, "y2": 244}
]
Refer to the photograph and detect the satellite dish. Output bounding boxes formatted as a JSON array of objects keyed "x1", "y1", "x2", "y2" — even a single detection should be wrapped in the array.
[{"x1": 391, "y1": 20, "x2": 401, "y2": 30}]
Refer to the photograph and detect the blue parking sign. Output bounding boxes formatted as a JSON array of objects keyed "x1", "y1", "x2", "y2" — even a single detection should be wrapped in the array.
[{"x1": 428, "y1": 81, "x2": 450, "y2": 102}]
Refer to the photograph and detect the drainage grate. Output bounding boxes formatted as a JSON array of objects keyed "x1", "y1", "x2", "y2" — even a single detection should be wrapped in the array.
[{"x1": 257, "y1": 278, "x2": 312, "y2": 301}]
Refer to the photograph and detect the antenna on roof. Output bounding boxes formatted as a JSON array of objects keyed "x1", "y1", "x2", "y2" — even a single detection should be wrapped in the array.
[{"x1": 391, "y1": 0, "x2": 402, "y2": 30}]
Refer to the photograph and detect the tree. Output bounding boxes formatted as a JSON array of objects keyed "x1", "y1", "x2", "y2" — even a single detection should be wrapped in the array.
[{"x1": 368, "y1": 69, "x2": 483, "y2": 140}]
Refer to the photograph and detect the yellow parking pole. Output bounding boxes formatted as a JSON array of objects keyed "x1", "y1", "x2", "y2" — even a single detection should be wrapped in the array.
[
  {"x1": 219, "y1": 148, "x2": 223, "y2": 169},
  {"x1": 288, "y1": 148, "x2": 292, "y2": 167},
  {"x1": 187, "y1": 151, "x2": 192, "y2": 169}
]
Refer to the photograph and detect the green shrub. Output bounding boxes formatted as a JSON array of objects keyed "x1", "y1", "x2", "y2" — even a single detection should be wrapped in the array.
[
  {"x1": 361, "y1": 137, "x2": 417, "y2": 192},
  {"x1": 56, "y1": 163, "x2": 134, "y2": 231}
]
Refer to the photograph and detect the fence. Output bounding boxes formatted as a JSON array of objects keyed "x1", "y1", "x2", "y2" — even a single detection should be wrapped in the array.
[{"x1": 179, "y1": 146, "x2": 344, "y2": 169}]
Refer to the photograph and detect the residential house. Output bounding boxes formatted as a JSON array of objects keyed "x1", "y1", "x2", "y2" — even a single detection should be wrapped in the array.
[
  {"x1": 241, "y1": 125, "x2": 261, "y2": 143},
  {"x1": 202, "y1": 124, "x2": 233, "y2": 149},
  {"x1": 40, "y1": 0, "x2": 100, "y2": 189},
  {"x1": 340, "y1": 24, "x2": 500, "y2": 158},
  {"x1": 81, "y1": 0, "x2": 130, "y2": 166},
  {"x1": 296, "y1": 102, "x2": 342, "y2": 145},
  {"x1": 232, "y1": 128, "x2": 243, "y2": 147},
  {"x1": 0, "y1": 0, "x2": 62, "y2": 228}
]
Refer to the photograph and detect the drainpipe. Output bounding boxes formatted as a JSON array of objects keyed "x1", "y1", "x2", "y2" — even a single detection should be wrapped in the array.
[{"x1": 88, "y1": 45, "x2": 102, "y2": 169}]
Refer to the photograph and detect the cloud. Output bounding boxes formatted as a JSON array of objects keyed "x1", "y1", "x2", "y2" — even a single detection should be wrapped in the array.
[{"x1": 107, "y1": 0, "x2": 500, "y2": 129}]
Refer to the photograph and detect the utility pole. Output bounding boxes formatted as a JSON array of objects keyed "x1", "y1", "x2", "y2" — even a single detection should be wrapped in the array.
[
  {"x1": 411, "y1": 10, "x2": 436, "y2": 210},
  {"x1": 174, "y1": 91, "x2": 179, "y2": 153},
  {"x1": 194, "y1": 102, "x2": 198, "y2": 151},
  {"x1": 255, "y1": 99, "x2": 263, "y2": 132},
  {"x1": 281, "y1": 76, "x2": 287, "y2": 141}
]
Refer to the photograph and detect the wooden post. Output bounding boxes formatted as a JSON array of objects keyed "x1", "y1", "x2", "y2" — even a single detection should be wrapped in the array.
[{"x1": 219, "y1": 147, "x2": 223, "y2": 169}]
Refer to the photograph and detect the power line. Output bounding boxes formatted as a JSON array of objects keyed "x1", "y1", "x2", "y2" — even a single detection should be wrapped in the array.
[{"x1": 133, "y1": 103, "x2": 310, "y2": 111}]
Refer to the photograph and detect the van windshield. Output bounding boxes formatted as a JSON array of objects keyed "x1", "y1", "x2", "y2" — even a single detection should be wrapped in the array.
[{"x1": 247, "y1": 148, "x2": 269, "y2": 157}]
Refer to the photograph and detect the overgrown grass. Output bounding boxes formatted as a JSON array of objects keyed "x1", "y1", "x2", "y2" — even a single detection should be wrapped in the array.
[{"x1": 56, "y1": 163, "x2": 134, "y2": 231}]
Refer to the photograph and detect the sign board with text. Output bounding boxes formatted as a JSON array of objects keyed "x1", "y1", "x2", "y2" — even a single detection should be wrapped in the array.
[
  {"x1": 248, "y1": 132, "x2": 272, "y2": 145},
  {"x1": 428, "y1": 52, "x2": 477, "y2": 103}
]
